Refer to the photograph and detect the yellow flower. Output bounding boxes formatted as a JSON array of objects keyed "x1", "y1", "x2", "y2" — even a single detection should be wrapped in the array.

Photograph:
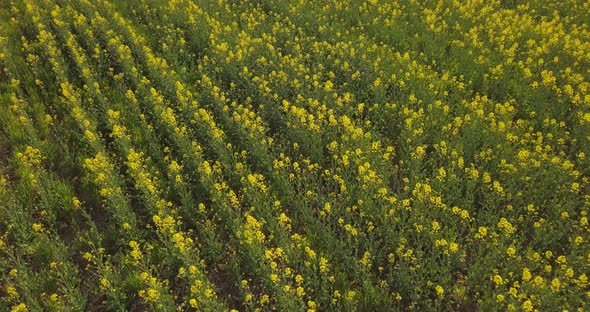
[
  {"x1": 303, "y1": 246, "x2": 316, "y2": 260},
  {"x1": 571, "y1": 182, "x2": 580, "y2": 192},
  {"x1": 319, "y1": 257, "x2": 329, "y2": 273},
  {"x1": 346, "y1": 290, "x2": 356, "y2": 301},
  {"x1": 295, "y1": 274, "x2": 303, "y2": 284},
  {"x1": 129, "y1": 241, "x2": 142, "y2": 261},
  {"x1": 508, "y1": 287, "x2": 517, "y2": 298},
  {"x1": 202, "y1": 161, "x2": 212, "y2": 175},
  {"x1": 522, "y1": 300, "x2": 533, "y2": 312},
  {"x1": 6, "y1": 286, "x2": 18, "y2": 299},
  {"x1": 324, "y1": 80, "x2": 333, "y2": 92},
  {"x1": 32, "y1": 223, "x2": 43, "y2": 232},
  {"x1": 435, "y1": 285, "x2": 444, "y2": 298},
  {"x1": 545, "y1": 265, "x2": 552, "y2": 273},
  {"x1": 72, "y1": 197, "x2": 81, "y2": 208},
  {"x1": 522, "y1": 268, "x2": 532, "y2": 282},
  {"x1": 100, "y1": 278, "x2": 110, "y2": 290},
  {"x1": 414, "y1": 145, "x2": 426, "y2": 159},
  {"x1": 11, "y1": 303, "x2": 27, "y2": 312},
  {"x1": 296, "y1": 287, "x2": 305, "y2": 297},
  {"x1": 493, "y1": 275, "x2": 503, "y2": 286},
  {"x1": 475, "y1": 226, "x2": 487, "y2": 239},
  {"x1": 270, "y1": 274, "x2": 279, "y2": 282},
  {"x1": 83, "y1": 252, "x2": 93, "y2": 261},
  {"x1": 146, "y1": 288, "x2": 158, "y2": 301},
  {"x1": 431, "y1": 221, "x2": 440, "y2": 231},
  {"x1": 551, "y1": 278, "x2": 561, "y2": 291},
  {"x1": 277, "y1": 213, "x2": 290, "y2": 226},
  {"x1": 506, "y1": 246, "x2": 516, "y2": 257},
  {"x1": 576, "y1": 274, "x2": 588, "y2": 287},
  {"x1": 388, "y1": 253, "x2": 396, "y2": 264},
  {"x1": 110, "y1": 124, "x2": 127, "y2": 139},
  {"x1": 334, "y1": 290, "x2": 342, "y2": 299}
]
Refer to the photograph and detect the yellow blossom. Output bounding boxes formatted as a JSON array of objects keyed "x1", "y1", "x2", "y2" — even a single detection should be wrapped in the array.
[
  {"x1": 32, "y1": 223, "x2": 43, "y2": 232},
  {"x1": 11, "y1": 303, "x2": 27, "y2": 312},
  {"x1": 435, "y1": 285, "x2": 444, "y2": 298}
]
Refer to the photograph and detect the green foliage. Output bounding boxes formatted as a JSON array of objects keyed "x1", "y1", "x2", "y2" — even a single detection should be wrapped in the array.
[{"x1": 0, "y1": 0, "x2": 588, "y2": 311}]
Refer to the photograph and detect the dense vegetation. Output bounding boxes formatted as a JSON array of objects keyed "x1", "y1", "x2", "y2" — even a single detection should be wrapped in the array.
[{"x1": 1, "y1": 0, "x2": 589, "y2": 310}]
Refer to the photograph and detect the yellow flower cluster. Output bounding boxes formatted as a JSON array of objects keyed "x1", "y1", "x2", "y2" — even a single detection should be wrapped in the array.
[{"x1": 2, "y1": 0, "x2": 589, "y2": 310}]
